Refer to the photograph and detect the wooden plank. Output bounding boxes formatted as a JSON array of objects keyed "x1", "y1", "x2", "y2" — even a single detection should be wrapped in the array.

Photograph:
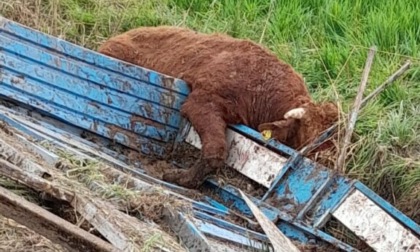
[
  {"x1": 13, "y1": 134, "x2": 60, "y2": 166},
  {"x1": 186, "y1": 127, "x2": 287, "y2": 188},
  {"x1": 0, "y1": 149, "x2": 186, "y2": 251},
  {"x1": 0, "y1": 136, "x2": 50, "y2": 178},
  {"x1": 0, "y1": 185, "x2": 119, "y2": 252},
  {"x1": 0, "y1": 106, "x2": 275, "y2": 251},
  {"x1": 336, "y1": 46, "x2": 376, "y2": 173},
  {"x1": 0, "y1": 108, "x2": 198, "y2": 198},
  {"x1": 333, "y1": 190, "x2": 420, "y2": 252},
  {"x1": 239, "y1": 190, "x2": 301, "y2": 252},
  {"x1": 162, "y1": 210, "x2": 212, "y2": 252}
]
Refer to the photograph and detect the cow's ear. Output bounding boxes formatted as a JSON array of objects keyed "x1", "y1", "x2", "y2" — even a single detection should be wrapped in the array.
[
  {"x1": 257, "y1": 120, "x2": 288, "y2": 131},
  {"x1": 258, "y1": 120, "x2": 291, "y2": 141},
  {"x1": 284, "y1": 107, "x2": 306, "y2": 120}
]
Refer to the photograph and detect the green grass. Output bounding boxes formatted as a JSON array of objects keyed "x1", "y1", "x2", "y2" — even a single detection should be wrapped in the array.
[{"x1": 1, "y1": 0, "x2": 419, "y2": 228}]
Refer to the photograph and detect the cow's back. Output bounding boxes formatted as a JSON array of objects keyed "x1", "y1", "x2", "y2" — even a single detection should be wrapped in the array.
[
  {"x1": 98, "y1": 26, "x2": 285, "y2": 89},
  {"x1": 98, "y1": 26, "x2": 310, "y2": 127}
]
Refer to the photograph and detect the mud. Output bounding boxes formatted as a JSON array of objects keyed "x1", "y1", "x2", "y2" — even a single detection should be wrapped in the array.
[
  {"x1": 0, "y1": 121, "x2": 14, "y2": 136},
  {"x1": 214, "y1": 166, "x2": 266, "y2": 198},
  {"x1": 322, "y1": 217, "x2": 375, "y2": 252},
  {"x1": 117, "y1": 141, "x2": 267, "y2": 198},
  {"x1": 294, "y1": 243, "x2": 339, "y2": 252},
  {"x1": 98, "y1": 139, "x2": 273, "y2": 234},
  {"x1": 126, "y1": 189, "x2": 190, "y2": 227}
]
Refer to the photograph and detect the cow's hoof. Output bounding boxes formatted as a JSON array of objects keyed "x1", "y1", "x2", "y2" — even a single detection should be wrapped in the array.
[{"x1": 162, "y1": 169, "x2": 202, "y2": 189}]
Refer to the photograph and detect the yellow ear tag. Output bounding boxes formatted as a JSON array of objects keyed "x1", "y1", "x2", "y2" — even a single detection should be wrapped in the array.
[{"x1": 261, "y1": 130, "x2": 272, "y2": 140}]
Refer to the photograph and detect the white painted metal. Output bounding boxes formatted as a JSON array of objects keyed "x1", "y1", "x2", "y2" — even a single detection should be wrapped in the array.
[
  {"x1": 185, "y1": 127, "x2": 287, "y2": 188},
  {"x1": 333, "y1": 190, "x2": 420, "y2": 252}
]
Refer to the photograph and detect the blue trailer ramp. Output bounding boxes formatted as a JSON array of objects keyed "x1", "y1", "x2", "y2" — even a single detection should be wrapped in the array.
[{"x1": 0, "y1": 16, "x2": 419, "y2": 251}]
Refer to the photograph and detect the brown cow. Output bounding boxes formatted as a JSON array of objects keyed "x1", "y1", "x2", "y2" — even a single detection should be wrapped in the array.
[{"x1": 98, "y1": 26, "x2": 338, "y2": 189}]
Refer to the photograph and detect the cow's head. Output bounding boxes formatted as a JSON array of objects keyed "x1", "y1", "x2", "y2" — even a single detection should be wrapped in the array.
[{"x1": 258, "y1": 102, "x2": 339, "y2": 150}]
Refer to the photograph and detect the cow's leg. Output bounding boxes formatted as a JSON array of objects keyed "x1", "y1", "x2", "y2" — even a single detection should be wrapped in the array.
[{"x1": 163, "y1": 90, "x2": 227, "y2": 189}]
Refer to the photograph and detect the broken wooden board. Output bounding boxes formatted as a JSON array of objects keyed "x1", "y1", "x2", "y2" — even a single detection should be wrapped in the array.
[
  {"x1": 333, "y1": 190, "x2": 420, "y2": 252},
  {"x1": 239, "y1": 190, "x2": 300, "y2": 252},
  {"x1": 185, "y1": 126, "x2": 288, "y2": 188},
  {"x1": 0, "y1": 157, "x2": 187, "y2": 251},
  {"x1": 0, "y1": 120, "x2": 270, "y2": 252},
  {"x1": 0, "y1": 137, "x2": 187, "y2": 252},
  {"x1": 0, "y1": 185, "x2": 119, "y2": 252}
]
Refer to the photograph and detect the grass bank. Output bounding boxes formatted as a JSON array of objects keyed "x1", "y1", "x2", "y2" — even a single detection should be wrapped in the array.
[{"x1": 1, "y1": 0, "x2": 419, "y2": 224}]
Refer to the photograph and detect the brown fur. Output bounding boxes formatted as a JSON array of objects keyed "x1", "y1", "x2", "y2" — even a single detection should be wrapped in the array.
[{"x1": 98, "y1": 26, "x2": 338, "y2": 188}]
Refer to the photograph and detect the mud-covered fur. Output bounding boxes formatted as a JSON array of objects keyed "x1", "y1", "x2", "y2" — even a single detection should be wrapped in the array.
[{"x1": 98, "y1": 26, "x2": 338, "y2": 188}]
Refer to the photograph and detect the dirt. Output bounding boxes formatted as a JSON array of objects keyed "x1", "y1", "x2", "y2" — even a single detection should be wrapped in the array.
[
  {"x1": 120, "y1": 141, "x2": 267, "y2": 197},
  {"x1": 0, "y1": 121, "x2": 14, "y2": 136},
  {"x1": 91, "y1": 140, "x2": 272, "y2": 234},
  {"x1": 396, "y1": 183, "x2": 420, "y2": 224},
  {"x1": 214, "y1": 165, "x2": 267, "y2": 198},
  {"x1": 39, "y1": 195, "x2": 106, "y2": 240},
  {"x1": 0, "y1": 214, "x2": 68, "y2": 252},
  {"x1": 115, "y1": 140, "x2": 267, "y2": 203},
  {"x1": 142, "y1": 158, "x2": 174, "y2": 179},
  {"x1": 294, "y1": 243, "x2": 339, "y2": 252},
  {"x1": 322, "y1": 217, "x2": 375, "y2": 252}
]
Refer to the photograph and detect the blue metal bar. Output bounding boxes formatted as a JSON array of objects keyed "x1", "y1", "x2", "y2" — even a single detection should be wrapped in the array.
[
  {"x1": 194, "y1": 211, "x2": 269, "y2": 242},
  {"x1": 0, "y1": 32, "x2": 187, "y2": 111},
  {"x1": 312, "y1": 177, "x2": 354, "y2": 228},
  {"x1": 204, "y1": 179, "x2": 282, "y2": 222},
  {"x1": 0, "y1": 66, "x2": 178, "y2": 143},
  {"x1": 195, "y1": 219, "x2": 267, "y2": 250},
  {"x1": 0, "y1": 18, "x2": 191, "y2": 95},
  {"x1": 261, "y1": 155, "x2": 300, "y2": 202},
  {"x1": 0, "y1": 84, "x2": 167, "y2": 155},
  {"x1": 0, "y1": 46, "x2": 182, "y2": 128},
  {"x1": 293, "y1": 223, "x2": 359, "y2": 252},
  {"x1": 295, "y1": 175, "x2": 334, "y2": 220},
  {"x1": 262, "y1": 158, "x2": 332, "y2": 218}
]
